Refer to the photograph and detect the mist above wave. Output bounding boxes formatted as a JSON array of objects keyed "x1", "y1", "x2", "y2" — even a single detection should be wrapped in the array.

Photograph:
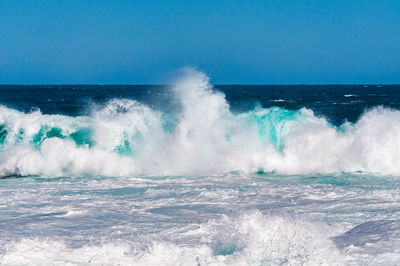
[{"x1": 0, "y1": 69, "x2": 399, "y2": 177}]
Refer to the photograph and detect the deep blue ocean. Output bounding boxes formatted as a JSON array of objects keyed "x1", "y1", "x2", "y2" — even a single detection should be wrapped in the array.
[{"x1": 0, "y1": 71, "x2": 400, "y2": 265}]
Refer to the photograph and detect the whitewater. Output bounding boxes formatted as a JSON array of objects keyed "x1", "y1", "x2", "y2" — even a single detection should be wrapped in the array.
[{"x1": 0, "y1": 70, "x2": 400, "y2": 265}]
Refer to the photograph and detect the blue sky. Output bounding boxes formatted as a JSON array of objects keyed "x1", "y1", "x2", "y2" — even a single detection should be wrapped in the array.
[{"x1": 0, "y1": 0, "x2": 399, "y2": 84}]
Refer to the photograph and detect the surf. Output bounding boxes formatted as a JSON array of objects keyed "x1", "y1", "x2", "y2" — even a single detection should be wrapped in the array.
[{"x1": 1, "y1": 70, "x2": 400, "y2": 177}]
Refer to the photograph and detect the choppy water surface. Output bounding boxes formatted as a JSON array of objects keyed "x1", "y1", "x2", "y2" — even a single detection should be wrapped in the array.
[{"x1": 0, "y1": 71, "x2": 400, "y2": 265}]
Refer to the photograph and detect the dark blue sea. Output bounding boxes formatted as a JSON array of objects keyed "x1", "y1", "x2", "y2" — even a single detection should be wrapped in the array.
[{"x1": 0, "y1": 71, "x2": 400, "y2": 265}]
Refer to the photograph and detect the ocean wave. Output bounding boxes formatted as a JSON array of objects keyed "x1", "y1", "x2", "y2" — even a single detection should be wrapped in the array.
[{"x1": 1, "y1": 70, "x2": 400, "y2": 177}]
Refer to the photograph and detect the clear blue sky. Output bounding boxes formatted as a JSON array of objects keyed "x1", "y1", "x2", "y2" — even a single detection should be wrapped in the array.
[{"x1": 0, "y1": 0, "x2": 399, "y2": 84}]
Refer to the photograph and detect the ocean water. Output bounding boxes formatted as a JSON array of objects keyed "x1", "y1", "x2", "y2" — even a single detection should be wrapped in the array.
[{"x1": 1, "y1": 71, "x2": 400, "y2": 265}]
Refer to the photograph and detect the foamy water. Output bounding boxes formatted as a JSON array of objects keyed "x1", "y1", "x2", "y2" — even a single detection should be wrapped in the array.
[{"x1": 1, "y1": 173, "x2": 400, "y2": 265}]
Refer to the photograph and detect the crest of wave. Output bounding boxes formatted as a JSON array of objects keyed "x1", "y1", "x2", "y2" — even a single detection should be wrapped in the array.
[
  {"x1": 1, "y1": 69, "x2": 400, "y2": 177},
  {"x1": 0, "y1": 69, "x2": 272, "y2": 177}
]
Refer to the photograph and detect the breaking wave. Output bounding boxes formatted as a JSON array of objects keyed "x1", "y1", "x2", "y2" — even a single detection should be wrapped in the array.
[{"x1": 1, "y1": 70, "x2": 400, "y2": 177}]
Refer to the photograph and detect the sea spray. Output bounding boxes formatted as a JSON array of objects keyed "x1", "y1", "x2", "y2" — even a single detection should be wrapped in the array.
[{"x1": 1, "y1": 70, "x2": 400, "y2": 177}]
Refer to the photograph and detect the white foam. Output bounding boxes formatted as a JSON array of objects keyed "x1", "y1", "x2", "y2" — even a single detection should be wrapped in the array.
[{"x1": 1, "y1": 70, "x2": 400, "y2": 177}]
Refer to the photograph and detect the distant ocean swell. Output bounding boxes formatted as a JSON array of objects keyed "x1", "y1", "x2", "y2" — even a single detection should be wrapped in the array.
[{"x1": 1, "y1": 70, "x2": 400, "y2": 177}]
